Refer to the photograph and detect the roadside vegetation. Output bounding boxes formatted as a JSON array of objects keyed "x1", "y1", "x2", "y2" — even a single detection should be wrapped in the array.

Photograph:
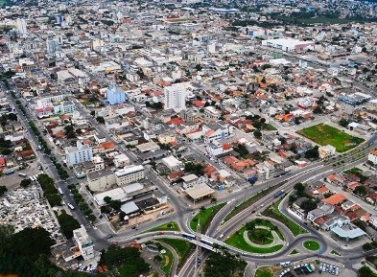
[
  {"x1": 157, "y1": 238, "x2": 194, "y2": 269},
  {"x1": 190, "y1": 202, "x2": 226, "y2": 232},
  {"x1": 145, "y1": 221, "x2": 180, "y2": 233},
  {"x1": 203, "y1": 252, "x2": 247, "y2": 277},
  {"x1": 254, "y1": 267, "x2": 274, "y2": 277}
]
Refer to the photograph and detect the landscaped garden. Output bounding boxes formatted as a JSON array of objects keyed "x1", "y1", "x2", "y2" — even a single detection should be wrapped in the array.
[
  {"x1": 303, "y1": 240, "x2": 320, "y2": 251},
  {"x1": 298, "y1": 124, "x2": 364, "y2": 152},
  {"x1": 157, "y1": 238, "x2": 194, "y2": 268},
  {"x1": 145, "y1": 221, "x2": 180, "y2": 233}
]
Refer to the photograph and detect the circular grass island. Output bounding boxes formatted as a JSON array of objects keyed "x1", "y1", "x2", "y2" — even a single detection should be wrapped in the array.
[
  {"x1": 248, "y1": 228, "x2": 274, "y2": 245},
  {"x1": 303, "y1": 240, "x2": 320, "y2": 251}
]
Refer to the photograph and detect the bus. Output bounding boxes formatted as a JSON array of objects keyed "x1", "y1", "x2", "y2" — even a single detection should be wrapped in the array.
[
  {"x1": 58, "y1": 188, "x2": 64, "y2": 195},
  {"x1": 18, "y1": 172, "x2": 27, "y2": 178},
  {"x1": 67, "y1": 203, "x2": 75, "y2": 210}
]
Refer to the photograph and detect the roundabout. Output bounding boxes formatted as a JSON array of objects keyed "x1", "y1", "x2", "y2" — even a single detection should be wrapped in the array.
[{"x1": 303, "y1": 240, "x2": 320, "y2": 251}]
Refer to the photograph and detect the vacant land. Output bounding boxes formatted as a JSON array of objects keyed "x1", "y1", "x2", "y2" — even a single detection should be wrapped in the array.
[{"x1": 298, "y1": 124, "x2": 364, "y2": 152}]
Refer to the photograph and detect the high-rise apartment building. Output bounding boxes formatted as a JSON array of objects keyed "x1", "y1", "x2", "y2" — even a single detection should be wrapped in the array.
[
  {"x1": 16, "y1": 18, "x2": 27, "y2": 37},
  {"x1": 163, "y1": 83, "x2": 188, "y2": 111}
]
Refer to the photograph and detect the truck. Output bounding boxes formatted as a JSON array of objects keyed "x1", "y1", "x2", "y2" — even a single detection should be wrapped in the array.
[{"x1": 273, "y1": 190, "x2": 285, "y2": 198}]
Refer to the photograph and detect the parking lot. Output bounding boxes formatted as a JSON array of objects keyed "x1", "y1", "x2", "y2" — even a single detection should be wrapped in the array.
[
  {"x1": 0, "y1": 160, "x2": 41, "y2": 189},
  {"x1": 276, "y1": 261, "x2": 357, "y2": 277}
]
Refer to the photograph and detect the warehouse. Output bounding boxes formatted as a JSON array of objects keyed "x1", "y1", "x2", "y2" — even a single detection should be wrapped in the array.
[{"x1": 262, "y1": 38, "x2": 315, "y2": 52}]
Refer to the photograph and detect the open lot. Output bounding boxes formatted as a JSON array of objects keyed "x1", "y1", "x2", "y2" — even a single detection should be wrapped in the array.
[
  {"x1": 298, "y1": 124, "x2": 364, "y2": 152},
  {"x1": 0, "y1": 160, "x2": 41, "y2": 189}
]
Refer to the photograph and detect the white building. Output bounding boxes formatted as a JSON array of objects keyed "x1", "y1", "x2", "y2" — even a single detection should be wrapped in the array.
[
  {"x1": 206, "y1": 141, "x2": 233, "y2": 157},
  {"x1": 164, "y1": 83, "x2": 189, "y2": 112},
  {"x1": 261, "y1": 38, "x2": 315, "y2": 52},
  {"x1": 15, "y1": 18, "x2": 27, "y2": 37},
  {"x1": 319, "y1": 145, "x2": 336, "y2": 159},
  {"x1": 202, "y1": 122, "x2": 234, "y2": 143},
  {"x1": 115, "y1": 165, "x2": 145, "y2": 186},
  {"x1": 368, "y1": 150, "x2": 377, "y2": 165},
  {"x1": 162, "y1": 155, "x2": 183, "y2": 171},
  {"x1": 113, "y1": 153, "x2": 130, "y2": 168},
  {"x1": 65, "y1": 141, "x2": 93, "y2": 166},
  {"x1": 87, "y1": 169, "x2": 116, "y2": 192},
  {"x1": 73, "y1": 227, "x2": 94, "y2": 260}
]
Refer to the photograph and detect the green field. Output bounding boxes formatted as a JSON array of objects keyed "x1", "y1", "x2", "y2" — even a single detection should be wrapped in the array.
[
  {"x1": 255, "y1": 267, "x2": 274, "y2": 277},
  {"x1": 251, "y1": 219, "x2": 285, "y2": 241},
  {"x1": 190, "y1": 203, "x2": 226, "y2": 232},
  {"x1": 303, "y1": 240, "x2": 320, "y2": 251},
  {"x1": 157, "y1": 238, "x2": 193, "y2": 267},
  {"x1": 225, "y1": 226, "x2": 283, "y2": 254},
  {"x1": 262, "y1": 199, "x2": 307, "y2": 236},
  {"x1": 144, "y1": 221, "x2": 180, "y2": 233},
  {"x1": 298, "y1": 124, "x2": 364, "y2": 152}
]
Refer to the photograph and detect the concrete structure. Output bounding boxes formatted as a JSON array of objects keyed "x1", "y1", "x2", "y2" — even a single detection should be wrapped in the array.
[
  {"x1": 162, "y1": 155, "x2": 183, "y2": 171},
  {"x1": 115, "y1": 165, "x2": 145, "y2": 186},
  {"x1": 87, "y1": 169, "x2": 116, "y2": 192},
  {"x1": 73, "y1": 227, "x2": 94, "y2": 260},
  {"x1": 107, "y1": 84, "x2": 127, "y2": 105},
  {"x1": 113, "y1": 153, "x2": 130, "y2": 168},
  {"x1": 185, "y1": 182, "x2": 214, "y2": 201},
  {"x1": 206, "y1": 141, "x2": 233, "y2": 157},
  {"x1": 202, "y1": 122, "x2": 234, "y2": 143},
  {"x1": 262, "y1": 38, "x2": 315, "y2": 52},
  {"x1": 15, "y1": 18, "x2": 27, "y2": 37},
  {"x1": 319, "y1": 144, "x2": 336, "y2": 159},
  {"x1": 164, "y1": 83, "x2": 189, "y2": 111},
  {"x1": 368, "y1": 150, "x2": 377, "y2": 165},
  {"x1": 65, "y1": 141, "x2": 93, "y2": 166}
]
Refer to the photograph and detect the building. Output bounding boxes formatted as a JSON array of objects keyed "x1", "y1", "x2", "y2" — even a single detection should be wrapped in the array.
[
  {"x1": 65, "y1": 141, "x2": 93, "y2": 166},
  {"x1": 46, "y1": 38, "x2": 61, "y2": 55},
  {"x1": 206, "y1": 141, "x2": 232, "y2": 157},
  {"x1": 162, "y1": 155, "x2": 183, "y2": 171},
  {"x1": 73, "y1": 227, "x2": 94, "y2": 260},
  {"x1": 16, "y1": 18, "x2": 27, "y2": 37},
  {"x1": 368, "y1": 150, "x2": 377, "y2": 165},
  {"x1": 202, "y1": 122, "x2": 234, "y2": 143},
  {"x1": 261, "y1": 38, "x2": 315, "y2": 52},
  {"x1": 115, "y1": 165, "x2": 145, "y2": 186},
  {"x1": 164, "y1": 83, "x2": 189, "y2": 112},
  {"x1": 107, "y1": 84, "x2": 127, "y2": 105},
  {"x1": 319, "y1": 144, "x2": 336, "y2": 159},
  {"x1": 113, "y1": 153, "x2": 130, "y2": 168},
  {"x1": 87, "y1": 169, "x2": 116, "y2": 192}
]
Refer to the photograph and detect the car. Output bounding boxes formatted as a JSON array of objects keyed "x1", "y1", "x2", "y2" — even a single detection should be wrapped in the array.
[
  {"x1": 131, "y1": 226, "x2": 137, "y2": 230},
  {"x1": 157, "y1": 231, "x2": 164, "y2": 235}
]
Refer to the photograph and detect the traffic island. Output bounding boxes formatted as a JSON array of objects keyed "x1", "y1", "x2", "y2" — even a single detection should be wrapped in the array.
[{"x1": 303, "y1": 240, "x2": 320, "y2": 251}]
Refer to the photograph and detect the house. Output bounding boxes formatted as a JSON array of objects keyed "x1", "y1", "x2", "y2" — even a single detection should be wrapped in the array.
[
  {"x1": 346, "y1": 182, "x2": 361, "y2": 191},
  {"x1": 368, "y1": 150, "x2": 377, "y2": 165},
  {"x1": 319, "y1": 144, "x2": 336, "y2": 158},
  {"x1": 202, "y1": 122, "x2": 234, "y2": 143},
  {"x1": 307, "y1": 203, "x2": 334, "y2": 222},
  {"x1": 206, "y1": 141, "x2": 233, "y2": 157},
  {"x1": 321, "y1": 214, "x2": 351, "y2": 231},
  {"x1": 322, "y1": 193, "x2": 347, "y2": 206}
]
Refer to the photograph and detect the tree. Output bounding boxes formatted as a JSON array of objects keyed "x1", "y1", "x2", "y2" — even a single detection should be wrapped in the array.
[
  {"x1": 339, "y1": 118, "x2": 349, "y2": 128},
  {"x1": 90, "y1": 110, "x2": 95, "y2": 117},
  {"x1": 253, "y1": 130, "x2": 262, "y2": 139},
  {"x1": 57, "y1": 211, "x2": 80, "y2": 239},
  {"x1": 354, "y1": 185, "x2": 368, "y2": 196},
  {"x1": 20, "y1": 178, "x2": 32, "y2": 188},
  {"x1": 104, "y1": 196, "x2": 112, "y2": 204},
  {"x1": 300, "y1": 199, "x2": 317, "y2": 212},
  {"x1": 357, "y1": 266, "x2": 377, "y2": 277},
  {"x1": 0, "y1": 185, "x2": 7, "y2": 196},
  {"x1": 210, "y1": 197, "x2": 217, "y2": 205},
  {"x1": 64, "y1": 125, "x2": 76, "y2": 139},
  {"x1": 294, "y1": 183, "x2": 306, "y2": 197},
  {"x1": 109, "y1": 200, "x2": 122, "y2": 211},
  {"x1": 305, "y1": 146, "x2": 319, "y2": 159},
  {"x1": 313, "y1": 106, "x2": 323, "y2": 114},
  {"x1": 1, "y1": 148, "x2": 12, "y2": 155},
  {"x1": 96, "y1": 116, "x2": 105, "y2": 124}
]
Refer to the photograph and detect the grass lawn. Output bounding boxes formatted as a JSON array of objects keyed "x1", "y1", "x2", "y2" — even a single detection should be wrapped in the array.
[
  {"x1": 303, "y1": 240, "x2": 320, "y2": 251},
  {"x1": 157, "y1": 238, "x2": 193, "y2": 263},
  {"x1": 225, "y1": 226, "x2": 283, "y2": 254},
  {"x1": 263, "y1": 124, "x2": 277, "y2": 131},
  {"x1": 160, "y1": 248, "x2": 174, "y2": 275},
  {"x1": 254, "y1": 267, "x2": 274, "y2": 277},
  {"x1": 330, "y1": 249, "x2": 341, "y2": 256},
  {"x1": 145, "y1": 221, "x2": 180, "y2": 233},
  {"x1": 190, "y1": 203, "x2": 226, "y2": 232},
  {"x1": 262, "y1": 199, "x2": 307, "y2": 236},
  {"x1": 248, "y1": 229, "x2": 273, "y2": 245},
  {"x1": 252, "y1": 219, "x2": 285, "y2": 241},
  {"x1": 289, "y1": 249, "x2": 299, "y2": 255},
  {"x1": 298, "y1": 124, "x2": 364, "y2": 152}
]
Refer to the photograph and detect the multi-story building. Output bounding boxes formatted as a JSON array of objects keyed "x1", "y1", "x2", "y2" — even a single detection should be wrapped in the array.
[
  {"x1": 87, "y1": 169, "x2": 116, "y2": 192},
  {"x1": 73, "y1": 227, "x2": 94, "y2": 260},
  {"x1": 16, "y1": 18, "x2": 27, "y2": 37},
  {"x1": 164, "y1": 83, "x2": 189, "y2": 111},
  {"x1": 65, "y1": 141, "x2": 93, "y2": 166},
  {"x1": 202, "y1": 122, "x2": 234, "y2": 143},
  {"x1": 115, "y1": 165, "x2": 145, "y2": 186},
  {"x1": 107, "y1": 84, "x2": 127, "y2": 105},
  {"x1": 35, "y1": 95, "x2": 76, "y2": 118}
]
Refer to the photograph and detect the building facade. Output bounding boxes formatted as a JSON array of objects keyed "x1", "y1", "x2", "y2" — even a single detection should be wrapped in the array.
[
  {"x1": 164, "y1": 83, "x2": 188, "y2": 111},
  {"x1": 107, "y1": 84, "x2": 127, "y2": 105},
  {"x1": 65, "y1": 141, "x2": 93, "y2": 166},
  {"x1": 73, "y1": 227, "x2": 94, "y2": 260},
  {"x1": 115, "y1": 165, "x2": 145, "y2": 186}
]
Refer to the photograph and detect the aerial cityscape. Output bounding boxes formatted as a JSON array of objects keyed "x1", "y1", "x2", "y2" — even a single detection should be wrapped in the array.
[{"x1": 2, "y1": 0, "x2": 377, "y2": 276}]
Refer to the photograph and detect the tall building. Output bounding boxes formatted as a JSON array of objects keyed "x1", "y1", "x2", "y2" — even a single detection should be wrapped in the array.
[
  {"x1": 46, "y1": 38, "x2": 61, "y2": 55},
  {"x1": 15, "y1": 18, "x2": 27, "y2": 37},
  {"x1": 107, "y1": 84, "x2": 126, "y2": 105},
  {"x1": 164, "y1": 83, "x2": 188, "y2": 111},
  {"x1": 73, "y1": 227, "x2": 94, "y2": 260},
  {"x1": 55, "y1": 14, "x2": 63, "y2": 25},
  {"x1": 65, "y1": 141, "x2": 93, "y2": 166}
]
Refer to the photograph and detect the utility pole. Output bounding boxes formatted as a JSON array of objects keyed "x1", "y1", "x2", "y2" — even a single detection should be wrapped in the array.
[{"x1": 194, "y1": 222, "x2": 201, "y2": 277}]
